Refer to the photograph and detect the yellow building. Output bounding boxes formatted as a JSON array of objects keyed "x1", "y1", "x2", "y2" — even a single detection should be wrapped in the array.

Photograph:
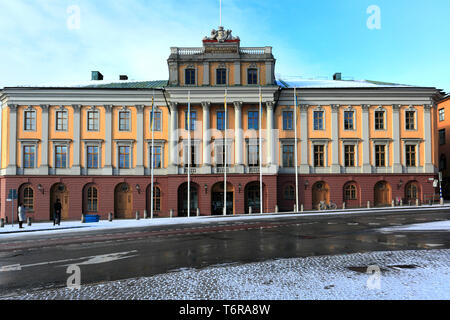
[{"x1": 0, "y1": 27, "x2": 445, "y2": 221}]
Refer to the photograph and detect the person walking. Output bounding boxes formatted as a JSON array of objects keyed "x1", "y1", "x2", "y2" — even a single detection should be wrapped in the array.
[
  {"x1": 54, "y1": 199, "x2": 62, "y2": 226},
  {"x1": 17, "y1": 203, "x2": 26, "y2": 229}
]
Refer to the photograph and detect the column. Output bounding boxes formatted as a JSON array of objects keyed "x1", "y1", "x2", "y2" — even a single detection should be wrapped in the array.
[
  {"x1": 135, "y1": 105, "x2": 144, "y2": 175},
  {"x1": 266, "y1": 101, "x2": 275, "y2": 169},
  {"x1": 6, "y1": 104, "x2": 17, "y2": 175},
  {"x1": 168, "y1": 102, "x2": 178, "y2": 173},
  {"x1": 234, "y1": 62, "x2": 241, "y2": 86},
  {"x1": 299, "y1": 104, "x2": 309, "y2": 173},
  {"x1": 423, "y1": 104, "x2": 434, "y2": 172},
  {"x1": 362, "y1": 104, "x2": 371, "y2": 173},
  {"x1": 233, "y1": 101, "x2": 244, "y2": 172},
  {"x1": 203, "y1": 62, "x2": 210, "y2": 86},
  {"x1": 330, "y1": 104, "x2": 340, "y2": 173},
  {"x1": 201, "y1": 102, "x2": 211, "y2": 172},
  {"x1": 392, "y1": 104, "x2": 402, "y2": 173},
  {"x1": 39, "y1": 104, "x2": 49, "y2": 174},
  {"x1": 72, "y1": 105, "x2": 81, "y2": 174},
  {"x1": 104, "y1": 105, "x2": 113, "y2": 174}
]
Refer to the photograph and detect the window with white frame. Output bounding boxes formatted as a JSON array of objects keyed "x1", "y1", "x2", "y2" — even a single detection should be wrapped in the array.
[
  {"x1": 55, "y1": 109, "x2": 68, "y2": 131},
  {"x1": 313, "y1": 110, "x2": 324, "y2": 130},
  {"x1": 283, "y1": 111, "x2": 293, "y2": 130},
  {"x1": 185, "y1": 68, "x2": 196, "y2": 85},
  {"x1": 119, "y1": 110, "x2": 131, "y2": 131},
  {"x1": 343, "y1": 110, "x2": 355, "y2": 130},
  {"x1": 313, "y1": 145, "x2": 325, "y2": 167},
  {"x1": 87, "y1": 110, "x2": 99, "y2": 131},
  {"x1": 22, "y1": 145, "x2": 36, "y2": 168},
  {"x1": 55, "y1": 145, "x2": 68, "y2": 168},
  {"x1": 150, "y1": 110, "x2": 162, "y2": 131},
  {"x1": 247, "y1": 68, "x2": 258, "y2": 85},
  {"x1": 24, "y1": 109, "x2": 36, "y2": 131},
  {"x1": 374, "y1": 110, "x2": 385, "y2": 130},
  {"x1": 405, "y1": 144, "x2": 417, "y2": 167},
  {"x1": 439, "y1": 108, "x2": 445, "y2": 122},
  {"x1": 216, "y1": 68, "x2": 227, "y2": 85},
  {"x1": 87, "y1": 145, "x2": 99, "y2": 169},
  {"x1": 149, "y1": 145, "x2": 162, "y2": 168},
  {"x1": 118, "y1": 145, "x2": 131, "y2": 168},
  {"x1": 344, "y1": 145, "x2": 355, "y2": 167},
  {"x1": 247, "y1": 143, "x2": 259, "y2": 167},
  {"x1": 375, "y1": 144, "x2": 386, "y2": 167},
  {"x1": 405, "y1": 110, "x2": 416, "y2": 130}
]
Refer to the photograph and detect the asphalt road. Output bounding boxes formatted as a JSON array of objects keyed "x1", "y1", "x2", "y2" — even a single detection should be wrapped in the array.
[{"x1": 0, "y1": 207, "x2": 449, "y2": 298}]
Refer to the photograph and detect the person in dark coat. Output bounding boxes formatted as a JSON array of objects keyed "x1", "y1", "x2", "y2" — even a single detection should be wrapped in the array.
[{"x1": 54, "y1": 199, "x2": 62, "y2": 226}]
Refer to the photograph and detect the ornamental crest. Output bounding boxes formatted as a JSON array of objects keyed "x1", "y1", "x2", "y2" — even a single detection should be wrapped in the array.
[{"x1": 204, "y1": 26, "x2": 239, "y2": 42}]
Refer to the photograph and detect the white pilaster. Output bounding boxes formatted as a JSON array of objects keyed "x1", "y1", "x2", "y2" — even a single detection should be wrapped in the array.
[
  {"x1": 362, "y1": 104, "x2": 371, "y2": 173},
  {"x1": 233, "y1": 101, "x2": 244, "y2": 172},
  {"x1": 135, "y1": 105, "x2": 144, "y2": 175},
  {"x1": 169, "y1": 102, "x2": 178, "y2": 173},
  {"x1": 39, "y1": 104, "x2": 49, "y2": 174},
  {"x1": 330, "y1": 104, "x2": 340, "y2": 173},
  {"x1": 201, "y1": 102, "x2": 211, "y2": 169},
  {"x1": 423, "y1": 104, "x2": 434, "y2": 173},
  {"x1": 72, "y1": 105, "x2": 81, "y2": 174},
  {"x1": 299, "y1": 104, "x2": 309, "y2": 173},
  {"x1": 392, "y1": 104, "x2": 402, "y2": 173},
  {"x1": 6, "y1": 104, "x2": 17, "y2": 175},
  {"x1": 104, "y1": 105, "x2": 113, "y2": 174},
  {"x1": 266, "y1": 101, "x2": 275, "y2": 166}
]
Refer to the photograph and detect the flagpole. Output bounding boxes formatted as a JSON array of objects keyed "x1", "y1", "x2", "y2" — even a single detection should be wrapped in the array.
[
  {"x1": 224, "y1": 88, "x2": 227, "y2": 216},
  {"x1": 150, "y1": 90, "x2": 155, "y2": 219},
  {"x1": 187, "y1": 91, "x2": 191, "y2": 218},
  {"x1": 259, "y1": 86, "x2": 263, "y2": 214},
  {"x1": 294, "y1": 87, "x2": 299, "y2": 212}
]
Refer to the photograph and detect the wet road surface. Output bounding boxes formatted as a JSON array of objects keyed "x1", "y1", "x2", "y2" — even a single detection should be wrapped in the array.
[{"x1": 0, "y1": 208, "x2": 449, "y2": 297}]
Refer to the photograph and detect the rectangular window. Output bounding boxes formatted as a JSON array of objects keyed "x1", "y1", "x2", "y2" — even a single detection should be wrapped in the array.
[
  {"x1": 247, "y1": 68, "x2": 258, "y2": 85},
  {"x1": 343, "y1": 111, "x2": 354, "y2": 130},
  {"x1": 119, "y1": 146, "x2": 131, "y2": 169},
  {"x1": 119, "y1": 111, "x2": 130, "y2": 131},
  {"x1": 55, "y1": 146, "x2": 67, "y2": 168},
  {"x1": 248, "y1": 111, "x2": 259, "y2": 130},
  {"x1": 87, "y1": 146, "x2": 99, "y2": 169},
  {"x1": 23, "y1": 145, "x2": 35, "y2": 168},
  {"x1": 150, "y1": 146, "x2": 162, "y2": 168},
  {"x1": 216, "y1": 144, "x2": 227, "y2": 167},
  {"x1": 216, "y1": 68, "x2": 227, "y2": 85},
  {"x1": 282, "y1": 145, "x2": 294, "y2": 167},
  {"x1": 56, "y1": 110, "x2": 68, "y2": 131},
  {"x1": 248, "y1": 144, "x2": 259, "y2": 166},
  {"x1": 185, "y1": 68, "x2": 196, "y2": 85},
  {"x1": 150, "y1": 111, "x2": 161, "y2": 131},
  {"x1": 217, "y1": 111, "x2": 226, "y2": 130},
  {"x1": 344, "y1": 145, "x2": 355, "y2": 167},
  {"x1": 87, "y1": 111, "x2": 99, "y2": 131},
  {"x1": 406, "y1": 145, "x2": 416, "y2": 167},
  {"x1": 185, "y1": 111, "x2": 197, "y2": 131},
  {"x1": 405, "y1": 111, "x2": 416, "y2": 130},
  {"x1": 314, "y1": 145, "x2": 324, "y2": 167},
  {"x1": 375, "y1": 111, "x2": 385, "y2": 130},
  {"x1": 313, "y1": 111, "x2": 324, "y2": 130},
  {"x1": 375, "y1": 145, "x2": 386, "y2": 167},
  {"x1": 184, "y1": 145, "x2": 197, "y2": 168},
  {"x1": 439, "y1": 129, "x2": 446, "y2": 145},
  {"x1": 283, "y1": 111, "x2": 293, "y2": 130},
  {"x1": 24, "y1": 110, "x2": 36, "y2": 131},
  {"x1": 439, "y1": 108, "x2": 445, "y2": 122}
]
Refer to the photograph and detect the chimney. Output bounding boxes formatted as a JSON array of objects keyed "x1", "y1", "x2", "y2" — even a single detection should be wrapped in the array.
[
  {"x1": 91, "y1": 71, "x2": 104, "y2": 81},
  {"x1": 119, "y1": 75, "x2": 128, "y2": 81},
  {"x1": 333, "y1": 72, "x2": 342, "y2": 81}
]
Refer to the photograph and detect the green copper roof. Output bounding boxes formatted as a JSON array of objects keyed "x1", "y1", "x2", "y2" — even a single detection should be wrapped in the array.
[{"x1": 83, "y1": 80, "x2": 168, "y2": 89}]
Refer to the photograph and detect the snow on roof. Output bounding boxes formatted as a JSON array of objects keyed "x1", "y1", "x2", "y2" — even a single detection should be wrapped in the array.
[
  {"x1": 3, "y1": 80, "x2": 168, "y2": 90},
  {"x1": 276, "y1": 78, "x2": 414, "y2": 89}
]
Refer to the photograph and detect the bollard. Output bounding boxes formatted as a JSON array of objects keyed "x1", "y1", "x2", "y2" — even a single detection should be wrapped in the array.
[
  {"x1": 81, "y1": 214, "x2": 85, "y2": 223},
  {"x1": 197, "y1": 208, "x2": 200, "y2": 217},
  {"x1": 136, "y1": 211, "x2": 140, "y2": 220},
  {"x1": 27, "y1": 217, "x2": 32, "y2": 226},
  {"x1": 108, "y1": 212, "x2": 113, "y2": 222},
  {"x1": 429, "y1": 199, "x2": 432, "y2": 206},
  {"x1": 275, "y1": 205, "x2": 279, "y2": 213},
  {"x1": 0, "y1": 218, "x2": 4, "y2": 228},
  {"x1": 144, "y1": 210, "x2": 148, "y2": 219},
  {"x1": 400, "y1": 199, "x2": 403, "y2": 206},
  {"x1": 300, "y1": 204, "x2": 304, "y2": 212},
  {"x1": 416, "y1": 198, "x2": 420, "y2": 207},
  {"x1": 367, "y1": 201, "x2": 371, "y2": 209},
  {"x1": 170, "y1": 209, "x2": 173, "y2": 218},
  {"x1": 293, "y1": 204, "x2": 297, "y2": 213},
  {"x1": 249, "y1": 206, "x2": 252, "y2": 214},
  {"x1": 343, "y1": 202, "x2": 346, "y2": 210},
  {"x1": 392, "y1": 200, "x2": 395, "y2": 207},
  {"x1": 408, "y1": 200, "x2": 411, "y2": 206}
]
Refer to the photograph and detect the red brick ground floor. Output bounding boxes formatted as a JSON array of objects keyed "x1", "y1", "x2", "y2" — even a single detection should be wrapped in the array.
[{"x1": 0, "y1": 173, "x2": 438, "y2": 222}]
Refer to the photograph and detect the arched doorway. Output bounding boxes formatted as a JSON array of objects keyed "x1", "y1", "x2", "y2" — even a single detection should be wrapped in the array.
[
  {"x1": 83, "y1": 184, "x2": 99, "y2": 214},
  {"x1": 244, "y1": 181, "x2": 264, "y2": 213},
  {"x1": 211, "y1": 182, "x2": 234, "y2": 215},
  {"x1": 114, "y1": 183, "x2": 133, "y2": 219},
  {"x1": 178, "y1": 182, "x2": 199, "y2": 217},
  {"x1": 312, "y1": 181, "x2": 329, "y2": 210},
  {"x1": 50, "y1": 183, "x2": 69, "y2": 221},
  {"x1": 146, "y1": 184, "x2": 161, "y2": 216},
  {"x1": 374, "y1": 181, "x2": 391, "y2": 206},
  {"x1": 405, "y1": 181, "x2": 420, "y2": 202}
]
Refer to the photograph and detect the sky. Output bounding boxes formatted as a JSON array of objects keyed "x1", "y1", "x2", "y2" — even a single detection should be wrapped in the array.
[{"x1": 0, "y1": 0, "x2": 449, "y2": 92}]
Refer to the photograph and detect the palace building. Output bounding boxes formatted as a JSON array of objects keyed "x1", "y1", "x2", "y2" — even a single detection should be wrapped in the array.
[{"x1": 0, "y1": 27, "x2": 445, "y2": 221}]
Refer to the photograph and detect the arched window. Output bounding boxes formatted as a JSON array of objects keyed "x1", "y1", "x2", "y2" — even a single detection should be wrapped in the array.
[
  {"x1": 344, "y1": 183, "x2": 357, "y2": 200},
  {"x1": 87, "y1": 186, "x2": 98, "y2": 212},
  {"x1": 23, "y1": 186, "x2": 34, "y2": 212},
  {"x1": 153, "y1": 186, "x2": 161, "y2": 212},
  {"x1": 284, "y1": 185, "x2": 295, "y2": 200},
  {"x1": 405, "y1": 183, "x2": 418, "y2": 201}
]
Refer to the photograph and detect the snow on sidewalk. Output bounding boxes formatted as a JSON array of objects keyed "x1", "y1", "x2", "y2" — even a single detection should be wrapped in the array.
[
  {"x1": 380, "y1": 220, "x2": 450, "y2": 232},
  {"x1": 3, "y1": 249, "x2": 449, "y2": 300}
]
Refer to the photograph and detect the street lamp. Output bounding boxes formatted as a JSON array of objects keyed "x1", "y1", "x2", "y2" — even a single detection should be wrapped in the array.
[
  {"x1": 304, "y1": 180, "x2": 309, "y2": 190},
  {"x1": 135, "y1": 184, "x2": 141, "y2": 194}
]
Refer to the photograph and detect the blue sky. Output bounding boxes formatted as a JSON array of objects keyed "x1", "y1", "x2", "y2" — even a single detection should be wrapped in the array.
[{"x1": 0, "y1": 0, "x2": 449, "y2": 92}]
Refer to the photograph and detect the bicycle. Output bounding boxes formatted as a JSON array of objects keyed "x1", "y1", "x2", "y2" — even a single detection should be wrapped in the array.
[{"x1": 318, "y1": 200, "x2": 337, "y2": 211}]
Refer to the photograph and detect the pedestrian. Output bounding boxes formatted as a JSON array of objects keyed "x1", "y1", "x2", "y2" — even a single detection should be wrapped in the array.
[
  {"x1": 54, "y1": 199, "x2": 62, "y2": 226},
  {"x1": 17, "y1": 202, "x2": 26, "y2": 229}
]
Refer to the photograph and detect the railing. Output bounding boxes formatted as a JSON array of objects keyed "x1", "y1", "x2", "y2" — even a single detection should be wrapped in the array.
[
  {"x1": 240, "y1": 47, "x2": 270, "y2": 55},
  {"x1": 184, "y1": 168, "x2": 197, "y2": 174},
  {"x1": 172, "y1": 47, "x2": 271, "y2": 55},
  {"x1": 248, "y1": 167, "x2": 260, "y2": 173},
  {"x1": 174, "y1": 47, "x2": 205, "y2": 55},
  {"x1": 215, "y1": 167, "x2": 230, "y2": 173}
]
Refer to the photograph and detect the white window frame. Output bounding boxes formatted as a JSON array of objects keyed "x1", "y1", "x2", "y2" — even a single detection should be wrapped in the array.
[
  {"x1": 246, "y1": 64, "x2": 259, "y2": 85},
  {"x1": 282, "y1": 109, "x2": 294, "y2": 131},
  {"x1": 53, "y1": 142, "x2": 70, "y2": 169},
  {"x1": 341, "y1": 140, "x2": 360, "y2": 167},
  {"x1": 118, "y1": 108, "x2": 131, "y2": 132},
  {"x1": 343, "y1": 108, "x2": 356, "y2": 131},
  {"x1": 216, "y1": 109, "x2": 229, "y2": 131},
  {"x1": 150, "y1": 107, "x2": 163, "y2": 132},
  {"x1": 23, "y1": 107, "x2": 36, "y2": 132},
  {"x1": 184, "y1": 65, "x2": 197, "y2": 86},
  {"x1": 55, "y1": 107, "x2": 69, "y2": 132},
  {"x1": 87, "y1": 108, "x2": 100, "y2": 132},
  {"x1": 85, "y1": 142, "x2": 101, "y2": 169},
  {"x1": 182, "y1": 139, "x2": 201, "y2": 167},
  {"x1": 404, "y1": 107, "x2": 418, "y2": 131},
  {"x1": 310, "y1": 139, "x2": 329, "y2": 167},
  {"x1": 403, "y1": 140, "x2": 420, "y2": 168},
  {"x1": 148, "y1": 140, "x2": 165, "y2": 169},
  {"x1": 21, "y1": 141, "x2": 38, "y2": 169},
  {"x1": 439, "y1": 108, "x2": 445, "y2": 122},
  {"x1": 372, "y1": 140, "x2": 390, "y2": 168},
  {"x1": 215, "y1": 64, "x2": 228, "y2": 86},
  {"x1": 313, "y1": 109, "x2": 325, "y2": 131},
  {"x1": 374, "y1": 107, "x2": 387, "y2": 131},
  {"x1": 214, "y1": 138, "x2": 232, "y2": 167},
  {"x1": 116, "y1": 141, "x2": 133, "y2": 170}
]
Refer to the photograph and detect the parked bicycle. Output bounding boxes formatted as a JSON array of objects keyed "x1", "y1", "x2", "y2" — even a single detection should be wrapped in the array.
[{"x1": 318, "y1": 200, "x2": 337, "y2": 211}]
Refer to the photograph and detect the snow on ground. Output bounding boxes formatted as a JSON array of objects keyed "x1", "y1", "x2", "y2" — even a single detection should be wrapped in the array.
[
  {"x1": 3, "y1": 249, "x2": 449, "y2": 300},
  {"x1": 380, "y1": 220, "x2": 450, "y2": 232},
  {"x1": 2, "y1": 205, "x2": 449, "y2": 239}
]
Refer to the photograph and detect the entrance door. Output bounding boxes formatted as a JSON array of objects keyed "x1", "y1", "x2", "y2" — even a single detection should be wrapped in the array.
[
  {"x1": 50, "y1": 184, "x2": 69, "y2": 220},
  {"x1": 245, "y1": 182, "x2": 262, "y2": 213},
  {"x1": 211, "y1": 182, "x2": 234, "y2": 215},
  {"x1": 312, "y1": 182, "x2": 329, "y2": 210},
  {"x1": 374, "y1": 181, "x2": 391, "y2": 206},
  {"x1": 114, "y1": 183, "x2": 133, "y2": 219},
  {"x1": 178, "y1": 183, "x2": 199, "y2": 217}
]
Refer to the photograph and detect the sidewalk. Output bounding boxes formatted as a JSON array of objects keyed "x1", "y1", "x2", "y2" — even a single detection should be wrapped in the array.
[{"x1": 1, "y1": 204, "x2": 449, "y2": 239}]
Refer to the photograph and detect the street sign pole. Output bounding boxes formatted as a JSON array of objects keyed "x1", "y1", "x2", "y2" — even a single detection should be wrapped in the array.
[{"x1": 439, "y1": 172, "x2": 444, "y2": 205}]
